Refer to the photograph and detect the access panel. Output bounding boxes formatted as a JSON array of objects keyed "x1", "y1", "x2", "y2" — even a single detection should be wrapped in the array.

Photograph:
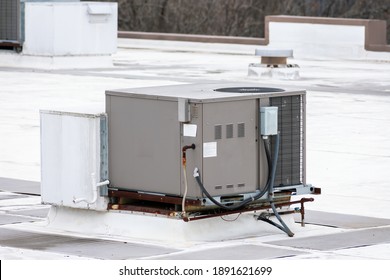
[{"x1": 202, "y1": 99, "x2": 258, "y2": 197}]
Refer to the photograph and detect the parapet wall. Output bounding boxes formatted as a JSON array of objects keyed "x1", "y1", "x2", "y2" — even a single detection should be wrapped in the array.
[
  {"x1": 264, "y1": 16, "x2": 389, "y2": 59},
  {"x1": 119, "y1": 15, "x2": 390, "y2": 60}
]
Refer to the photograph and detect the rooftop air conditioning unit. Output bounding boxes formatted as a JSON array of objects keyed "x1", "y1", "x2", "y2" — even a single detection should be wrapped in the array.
[
  {"x1": 105, "y1": 83, "x2": 319, "y2": 235},
  {"x1": 106, "y1": 83, "x2": 307, "y2": 196},
  {"x1": 41, "y1": 83, "x2": 320, "y2": 237}
]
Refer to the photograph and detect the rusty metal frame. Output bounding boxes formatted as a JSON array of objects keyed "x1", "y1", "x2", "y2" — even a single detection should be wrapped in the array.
[
  {"x1": 108, "y1": 188, "x2": 314, "y2": 225},
  {"x1": 108, "y1": 203, "x2": 175, "y2": 216},
  {"x1": 108, "y1": 189, "x2": 201, "y2": 206},
  {"x1": 183, "y1": 198, "x2": 314, "y2": 222}
]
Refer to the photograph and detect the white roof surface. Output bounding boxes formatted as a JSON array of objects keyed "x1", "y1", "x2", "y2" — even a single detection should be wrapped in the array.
[{"x1": 0, "y1": 38, "x2": 390, "y2": 260}]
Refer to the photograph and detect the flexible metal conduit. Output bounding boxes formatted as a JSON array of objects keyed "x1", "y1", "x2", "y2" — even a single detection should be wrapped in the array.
[
  {"x1": 193, "y1": 133, "x2": 295, "y2": 236},
  {"x1": 266, "y1": 134, "x2": 294, "y2": 237}
]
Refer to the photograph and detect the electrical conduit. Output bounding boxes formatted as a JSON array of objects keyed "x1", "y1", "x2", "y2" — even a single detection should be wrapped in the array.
[{"x1": 181, "y1": 144, "x2": 195, "y2": 217}]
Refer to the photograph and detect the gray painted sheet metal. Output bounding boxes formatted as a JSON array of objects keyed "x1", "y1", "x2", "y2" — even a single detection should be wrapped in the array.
[
  {"x1": 0, "y1": 177, "x2": 40, "y2": 195},
  {"x1": 267, "y1": 227, "x2": 390, "y2": 251},
  {"x1": 294, "y1": 210, "x2": 390, "y2": 229},
  {"x1": 150, "y1": 244, "x2": 306, "y2": 260},
  {"x1": 106, "y1": 82, "x2": 304, "y2": 103},
  {"x1": 0, "y1": 228, "x2": 178, "y2": 259}
]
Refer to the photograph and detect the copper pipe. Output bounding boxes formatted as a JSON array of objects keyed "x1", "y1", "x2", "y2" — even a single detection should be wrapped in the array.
[
  {"x1": 183, "y1": 197, "x2": 314, "y2": 222},
  {"x1": 182, "y1": 144, "x2": 195, "y2": 165}
]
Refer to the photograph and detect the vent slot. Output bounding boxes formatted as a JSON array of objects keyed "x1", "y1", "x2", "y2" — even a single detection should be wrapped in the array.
[
  {"x1": 270, "y1": 95, "x2": 303, "y2": 187},
  {"x1": 226, "y1": 184, "x2": 234, "y2": 189},
  {"x1": 191, "y1": 105, "x2": 199, "y2": 119},
  {"x1": 226, "y1": 124, "x2": 234, "y2": 139},
  {"x1": 237, "y1": 123, "x2": 245, "y2": 138},
  {"x1": 215, "y1": 185, "x2": 222, "y2": 190},
  {"x1": 214, "y1": 125, "x2": 222, "y2": 140},
  {"x1": 238, "y1": 183, "x2": 245, "y2": 188}
]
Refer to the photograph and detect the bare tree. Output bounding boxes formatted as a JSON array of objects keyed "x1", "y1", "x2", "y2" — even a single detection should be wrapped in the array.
[{"x1": 87, "y1": 0, "x2": 390, "y2": 42}]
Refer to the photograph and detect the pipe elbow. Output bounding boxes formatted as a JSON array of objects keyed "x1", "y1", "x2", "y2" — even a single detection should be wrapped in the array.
[{"x1": 182, "y1": 144, "x2": 196, "y2": 152}]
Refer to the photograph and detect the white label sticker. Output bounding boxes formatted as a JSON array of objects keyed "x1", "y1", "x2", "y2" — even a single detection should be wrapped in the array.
[
  {"x1": 203, "y1": 142, "x2": 217, "y2": 158},
  {"x1": 183, "y1": 124, "x2": 197, "y2": 137}
]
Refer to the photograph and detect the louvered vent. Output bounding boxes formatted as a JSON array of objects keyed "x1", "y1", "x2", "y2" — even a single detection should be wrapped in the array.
[
  {"x1": 226, "y1": 124, "x2": 233, "y2": 139},
  {"x1": 191, "y1": 105, "x2": 199, "y2": 119},
  {"x1": 270, "y1": 95, "x2": 303, "y2": 186},
  {"x1": 237, "y1": 123, "x2": 245, "y2": 138},
  {"x1": 214, "y1": 125, "x2": 222, "y2": 140}
]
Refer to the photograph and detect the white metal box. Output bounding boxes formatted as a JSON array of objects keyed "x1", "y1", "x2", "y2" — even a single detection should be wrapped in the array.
[
  {"x1": 23, "y1": 2, "x2": 117, "y2": 56},
  {"x1": 40, "y1": 110, "x2": 108, "y2": 211}
]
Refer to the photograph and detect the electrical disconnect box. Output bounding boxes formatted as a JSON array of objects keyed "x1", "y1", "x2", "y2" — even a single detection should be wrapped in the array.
[
  {"x1": 260, "y1": 107, "x2": 278, "y2": 136},
  {"x1": 106, "y1": 83, "x2": 307, "y2": 199}
]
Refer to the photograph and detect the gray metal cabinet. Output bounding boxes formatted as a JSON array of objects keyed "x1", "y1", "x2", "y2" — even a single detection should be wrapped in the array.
[
  {"x1": 106, "y1": 83, "x2": 305, "y2": 199},
  {"x1": 0, "y1": 0, "x2": 21, "y2": 47}
]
